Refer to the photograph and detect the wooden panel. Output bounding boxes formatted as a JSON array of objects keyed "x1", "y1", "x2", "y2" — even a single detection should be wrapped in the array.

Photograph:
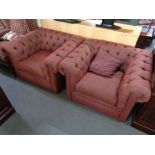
[
  {"x1": 39, "y1": 19, "x2": 141, "y2": 47},
  {"x1": 132, "y1": 96, "x2": 155, "y2": 134}
]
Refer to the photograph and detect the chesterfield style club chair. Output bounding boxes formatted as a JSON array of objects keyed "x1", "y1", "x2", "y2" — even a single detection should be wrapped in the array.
[
  {"x1": 58, "y1": 39, "x2": 153, "y2": 121},
  {"x1": 0, "y1": 28, "x2": 84, "y2": 93}
]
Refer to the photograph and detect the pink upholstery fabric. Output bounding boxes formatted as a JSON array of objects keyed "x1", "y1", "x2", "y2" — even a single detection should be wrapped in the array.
[
  {"x1": 59, "y1": 39, "x2": 153, "y2": 121},
  {"x1": 17, "y1": 51, "x2": 51, "y2": 79},
  {"x1": 117, "y1": 52, "x2": 153, "y2": 121},
  {"x1": 18, "y1": 70, "x2": 52, "y2": 90},
  {"x1": 75, "y1": 72, "x2": 123, "y2": 105},
  {"x1": 0, "y1": 28, "x2": 84, "y2": 93},
  {"x1": 89, "y1": 48, "x2": 123, "y2": 77},
  {"x1": 85, "y1": 39, "x2": 138, "y2": 72},
  {"x1": 72, "y1": 92, "x2": 121, "y2": 118},
  {"x1": 44, "y1": 36, "x2": 84, "y2": 73},
  {"x1": 58, "y1": 43, "x2": 97, "y2": 98},
  {"x1": 0, "y1": 19, "x2": 37, "y2": 62}
]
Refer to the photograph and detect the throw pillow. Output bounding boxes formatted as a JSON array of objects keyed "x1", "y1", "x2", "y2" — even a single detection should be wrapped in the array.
[{"x1": 89, "y1": 49, "x2": 122, "y2": 77}]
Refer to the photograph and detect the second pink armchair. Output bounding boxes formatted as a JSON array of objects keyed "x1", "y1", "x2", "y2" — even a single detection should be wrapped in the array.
[{"x1": 58, "y1": 39, "x2": 153, "y2": 121}]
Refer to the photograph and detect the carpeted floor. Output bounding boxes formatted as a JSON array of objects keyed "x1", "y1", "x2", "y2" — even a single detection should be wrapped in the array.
[{"x1": 0, "y1": 70, "x2": 145, "y2": 135}]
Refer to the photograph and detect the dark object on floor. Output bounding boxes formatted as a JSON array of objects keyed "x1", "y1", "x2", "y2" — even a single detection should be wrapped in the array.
[
  {"x1": 0, "y1": 86, "x2": 15, "y2": 125},
  {"x1": 132, "y1": 89, "x2": 155, "y2": 134},
  {"x1": 0, "y1": 59, "x2": 17, "y2": 77},
  {"x1": 54, "y1": 19, "x2": 81, "y2": 24},
  {"x1": 0, "y1": 40, "x2": 17, "y2": 76},
  {"x1": 132, "y1": 103, "x2": 144, "y2": 120}
]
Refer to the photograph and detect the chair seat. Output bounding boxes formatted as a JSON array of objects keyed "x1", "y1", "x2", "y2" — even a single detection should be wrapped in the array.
[
  {"x1": 75, "y1": 72, "x2": 123, "y2": 105},
  {"x1": 18, "y1": 51, "x2": 51, "y2": 79}
]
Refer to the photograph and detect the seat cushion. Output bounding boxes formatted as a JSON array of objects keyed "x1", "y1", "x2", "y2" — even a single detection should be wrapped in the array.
[
  {"x1": 89, "y1": 49, "x2": 123, "y2": 77},
  {"x1": 75, "y1": 72, "x2": 123, "y2": 105},
  {"x1": 18, "y1": 51, "x2": 51, "y2": 79}
]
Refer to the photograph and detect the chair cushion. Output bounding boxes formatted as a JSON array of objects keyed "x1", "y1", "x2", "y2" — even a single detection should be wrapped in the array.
[
  {"x1": 75, "y1": 72, "x2": 123, "y2": 105},
  {"x1": 18, "y1": 51, "x2": 51, "y2": 78},
  {"x1": 89, "y1": 49, "x2": 123, "y2": 77}
]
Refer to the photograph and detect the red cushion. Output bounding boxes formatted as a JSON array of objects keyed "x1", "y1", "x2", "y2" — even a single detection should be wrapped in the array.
[
  {"x1": 18, "y1": 51, "x2": 50, "y2": 78},
  {"x1": 75, "y1": 72, "x2": 123, "y2": 105},
  {"x1": 89, "y1": 49, "x2": 122, "y2": 77}
]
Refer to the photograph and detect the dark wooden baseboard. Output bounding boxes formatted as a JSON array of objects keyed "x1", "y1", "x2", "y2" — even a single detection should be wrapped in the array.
[{"x1": 0, "y1": 59, "x2": 17, "y2": 77}]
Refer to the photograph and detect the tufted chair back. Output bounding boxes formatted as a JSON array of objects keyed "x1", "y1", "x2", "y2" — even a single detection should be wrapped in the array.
[
  {"x1": 98, "y1": 42, "x2": 136, "y2": 61},
  {"x1": 2, "y1": 28, "x2": 77, "y2": 63},
  {"x1": 36, "y1": 29, "x2": 71, "y2": 52},
  {"x1": 59, "y1": 40, "x2": 98, "y2": 76},
  {"x1": 83, "y1": 39, "x2": 150, "y2": 72},
  {"x1": 2, "y1": 30, "x2": 41, "y2": 63}
]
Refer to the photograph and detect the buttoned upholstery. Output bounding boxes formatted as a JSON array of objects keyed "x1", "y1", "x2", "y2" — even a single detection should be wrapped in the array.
[
  {"x1": 58, "y1": 39, "x2": 153, "y2": 121},
  {"x1": 0, "y1": 28, "x2": 84, "y2": 92}
]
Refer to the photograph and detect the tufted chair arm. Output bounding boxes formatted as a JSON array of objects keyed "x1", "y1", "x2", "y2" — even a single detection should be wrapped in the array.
[
  {"x1": 117, "y1": 51, "x2": 153, "y2": 111},
  {"x1": 0, "y1": 31, "x2": 40, "y2": 65},
  {"x1": 44, "y1": 37, "x2": 84, "y2": 73},
  {"x1": 58, "y1": 43, "x2": 97, "y2": 99}
]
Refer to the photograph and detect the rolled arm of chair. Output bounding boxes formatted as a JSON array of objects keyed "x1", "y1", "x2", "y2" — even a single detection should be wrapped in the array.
[
  {"x1": 118, "y1": 51, "x2": 153, "y2": 109},
  {"x1": 0, "y1": 32, "x2": 39, "y2": 64},
  {"x1": 44, "y1": 37, "x2": 84, "y2": 73},
  {"x1": 58, "y1": 43, "x2": 96, "y2": 98}
]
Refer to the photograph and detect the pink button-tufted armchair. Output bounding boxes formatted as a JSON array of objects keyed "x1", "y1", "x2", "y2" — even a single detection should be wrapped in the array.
[
  {"x1": 0, "y1": 28, "x2": 84, "y2": 93},
  {"x1": 58, "y1": 39, "x2": 153, "y2": 121}
]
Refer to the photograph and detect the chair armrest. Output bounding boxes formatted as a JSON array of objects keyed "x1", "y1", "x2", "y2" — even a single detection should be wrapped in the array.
[
  {"x1": 0, "y1": 32, "x2": 39, "y2": 64},
  {"x1": 44, "y1": 37, "x2": 84, "y2": 73},
  {"x1": 117, "y1": 51, "x2": 153, "y2": 109},
  {"x1": 58, "y1": 43, "x2": 97, "y2": 98}
]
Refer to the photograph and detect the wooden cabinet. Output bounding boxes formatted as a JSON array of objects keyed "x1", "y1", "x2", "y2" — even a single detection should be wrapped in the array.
[
  {"x1": 39, "y1": 19, "x2": 141, "y2": 47},
  {"x1": 0, "y1": 86, "x2": 15, "y2": 125},
  {"x1": 132, "y1": 70, "x2": 155, "y2": 134},
  {"x1": 132, "y1": 96, "x2": 155, "y2": 134}
]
